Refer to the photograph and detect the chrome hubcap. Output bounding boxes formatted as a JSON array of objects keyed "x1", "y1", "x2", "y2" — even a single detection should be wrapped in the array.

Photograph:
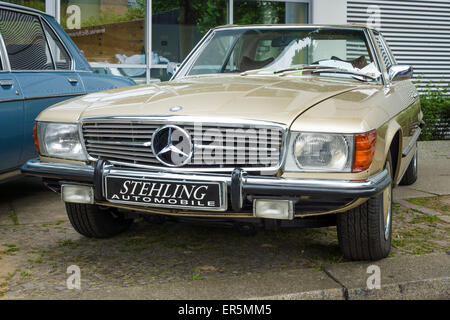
[
  {"x1": 383, "y1": 161, "x2": 392, "y2": 240},
  {"x1": 413, "y1": 148, "x2": 417, "y2": 172}
]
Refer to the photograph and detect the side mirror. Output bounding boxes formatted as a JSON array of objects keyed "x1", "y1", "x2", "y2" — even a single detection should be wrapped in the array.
[{"x1": 389, "y1": 64, "x2": 413, "y2": 82}]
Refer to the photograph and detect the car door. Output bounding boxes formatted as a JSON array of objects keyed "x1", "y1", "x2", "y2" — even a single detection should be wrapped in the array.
[
  {"x1": 0, "y1": 8, "x2": 86, "y2": 163},
  {"x1": 373, "y1": 32, "x2": 421, "y2": 177},
  {"x1": 0, "y1": 62, "x2": 24, "y2": 173}
]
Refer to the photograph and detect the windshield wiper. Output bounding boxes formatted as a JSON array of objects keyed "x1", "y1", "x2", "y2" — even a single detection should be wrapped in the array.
[
  {"x1": 311, "y1": 68, "x2": 378, "y2": 81},
  {"x1": 273, "y1": 64, "x2": 321, "y2": 74},
  {"x1": 239, "y1": 68, "x2": 273, "y2": 76},
  {"x1": 240, "y1": 65, "x2": 378, "y2": 81},
  {"x1": 240, "y1": 64, "x2": 323, "y2": 76}
]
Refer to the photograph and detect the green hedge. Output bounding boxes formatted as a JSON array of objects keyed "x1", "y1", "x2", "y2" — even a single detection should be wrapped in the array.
[{"x1": 414, "y1": 81, "x2": 450, "y2": 141}]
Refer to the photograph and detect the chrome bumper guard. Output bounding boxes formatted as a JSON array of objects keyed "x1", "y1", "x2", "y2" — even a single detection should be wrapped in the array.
[{"x1": 22, "y1": 159, "x2": 391, "y2": 211}]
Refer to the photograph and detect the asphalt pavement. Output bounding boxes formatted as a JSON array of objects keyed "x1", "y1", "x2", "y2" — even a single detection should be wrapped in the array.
[{"x1": 0, "y1": 141, "x2": 448, "y2": 299}]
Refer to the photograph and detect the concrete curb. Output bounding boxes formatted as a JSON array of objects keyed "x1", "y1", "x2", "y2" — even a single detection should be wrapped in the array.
[
  {"x1": 255, "y1": 277, "x2": 449, "y2": 300},
  {"x1": 322, "y1": 253, "x2": 450, "y2": 300}
]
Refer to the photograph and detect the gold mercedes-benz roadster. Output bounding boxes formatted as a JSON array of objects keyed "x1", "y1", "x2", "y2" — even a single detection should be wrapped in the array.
[{"x1": 22, "y1": 25, "x2": 423, "y2": 261}]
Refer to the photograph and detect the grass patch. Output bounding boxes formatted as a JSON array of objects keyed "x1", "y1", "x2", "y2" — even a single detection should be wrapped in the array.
[
  {"x1": 59, "y1": 239, "x2": 74, "y2": 247},
  {"x1": 190, "y1": 273, "x2": 202, "y2": 281},
  {"x1": 27, "y1": 258, "x2": 43, "y2": 264},
  {"x1": 411, "y1": 242, "x2": 435, "y2": 255},
  {"x1": 405, "y1": 196, "x2": 450, "y2": 214},
  {"x1": 19, "y1": 271, "x2": 31, "y2": 279},
  {"x1": 1, "y1": 244, "x2": 19, "y2": 256},
  {"x1": 410, "y1": 214, "x2": 441, "y2": 225},
  {"x1": 8, "y1": 205, "x2": 19, "y2": 226},
  {"x1": 406, "y1": 198, "x2": 430, "y2": 206},
  {"x1": 2, "y1": 243, "x2": 16, "y2": 248}
]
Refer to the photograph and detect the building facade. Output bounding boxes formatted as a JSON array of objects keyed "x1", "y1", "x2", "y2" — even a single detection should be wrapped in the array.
[{"x1": 4, "y1": 0, "x2": 450, "y2": 89}]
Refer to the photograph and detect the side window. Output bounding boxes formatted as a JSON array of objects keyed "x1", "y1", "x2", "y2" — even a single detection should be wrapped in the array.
[
  {"x1": 0, "y1": 9, "x2": 54, "y2": 71},
  {"x1": 42, "y1": 21, "x2": 71, "y2": 70},
  {"x1": 374, "y1": 33, "x2": 394, "y2": 71}
]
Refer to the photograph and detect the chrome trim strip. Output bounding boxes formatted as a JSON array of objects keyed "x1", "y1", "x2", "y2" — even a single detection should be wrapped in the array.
[
  {"x1": 25, "y1": 92, "x2": 84, "y2": 101},
  {"x1": 214, "y1": 25, "x2": 368, "y2": 31},
  {"x1": 21, "y1": 159, "x2": 391, "y2": 199},
  {"x1": 8, "y1": 70, "x2": 81, "y2": 73},
  {"x1": 80, "y1": 115, "x2": 288, "y2": 128},
  {"x1": 0, "y1": 169, "x2": 21, "y2": 181},
  {"x1": 366, "y1": 29, "x2": 386, "y2": 86},
  {"x1": 40, "y1": 17, "x2": 75, "y2": 71},
  {"x1": 402, "y1": 127, "x2": 421, "y2": 157},
  {"x1": 21, "y1": 159, "x2": 94, "y2": 182},
  {"x1": 39, "y1": 15, "x2": 57, "y2": 70},
  {"x1": 172, "y1": 29, "x2": 213, "y2": 80},
  {"x1": 246, "y1": 169, "x2": 388, "y2": 192},
  {"x1": 0, "y1": 97, "x2": 23, "y2": 103},
  {"x1": 0, "y1": 32, "x2": 11, "y2": 71}
]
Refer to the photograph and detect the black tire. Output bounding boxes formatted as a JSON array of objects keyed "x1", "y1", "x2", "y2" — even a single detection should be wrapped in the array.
[
  {"x1": 336, "y1": 152, "x2": 393, "y2": 261},
  {"x1": 400, "y1": 144, "x2": 418, "y2": 185},
  {"x1": 65, "y1": 203, "x2": 133, "y2": 238}
]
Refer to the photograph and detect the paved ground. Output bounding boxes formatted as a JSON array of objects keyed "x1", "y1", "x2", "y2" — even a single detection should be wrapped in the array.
[{"x1": 0, "y1": 141, "x2": 449, "y2": 299}]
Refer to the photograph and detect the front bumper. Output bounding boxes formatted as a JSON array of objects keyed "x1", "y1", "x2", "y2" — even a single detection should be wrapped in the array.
[{"x1": 22, "y1": 159, "x2": 391, "y2": 216}]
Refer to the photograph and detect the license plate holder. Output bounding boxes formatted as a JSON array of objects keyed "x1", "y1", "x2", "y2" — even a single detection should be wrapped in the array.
[{"x1": 104, "y1": 176, "x2": 227, "y2": 211}]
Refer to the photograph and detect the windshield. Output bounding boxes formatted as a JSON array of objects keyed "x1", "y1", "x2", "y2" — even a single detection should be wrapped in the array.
[{"x1": 181, "y1": 27, "x2": 381, "y2": 81}]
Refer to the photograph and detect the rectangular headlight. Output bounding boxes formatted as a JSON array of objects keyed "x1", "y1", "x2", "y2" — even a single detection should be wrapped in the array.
[
  {"x1": 284, "y1": 132, "x2": 354, "y2": 172},
  {"x1": 37, "y1": 122, "x2": 87, "y2": 161}
]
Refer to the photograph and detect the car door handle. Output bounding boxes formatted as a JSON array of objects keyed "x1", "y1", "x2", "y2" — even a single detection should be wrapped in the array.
[
  {"x1": 67, "y1": 77, "x2": 78, "y2": 84},
  {"x1": 0, "y1": 79, "x2": 14, "y2": 87}
]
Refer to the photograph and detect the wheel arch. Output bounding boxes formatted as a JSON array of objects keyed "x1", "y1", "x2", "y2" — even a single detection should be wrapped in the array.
[{"x1": 383, "y1": 122, "x2": 403, "y2": 185}]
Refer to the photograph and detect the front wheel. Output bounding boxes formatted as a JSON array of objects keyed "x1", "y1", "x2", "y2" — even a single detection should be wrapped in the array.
[
  {"x1": 336, "y1": 152, "x2": 393, "y2": 261},
  {"x1": 400, "y1": 143, "x2": 418, "y2": 185},
  {"x1": 65, "y1": 203, "x2": 133, "y2": 238}
]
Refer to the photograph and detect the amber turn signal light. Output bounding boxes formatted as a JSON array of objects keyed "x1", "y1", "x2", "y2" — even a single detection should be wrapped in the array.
[
  {"x1": 33, "y1": 122, "x2": 40, "y2": 154},
  {"x1": 352, "y1": 129, "x2": 377, "y2": 172}
]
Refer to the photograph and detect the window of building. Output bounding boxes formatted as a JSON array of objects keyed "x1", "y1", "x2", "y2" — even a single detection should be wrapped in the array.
[
  {"x1": 4, "y1": 0, "x2": 45, "y2": 11},
  {"x1": 234, "y1": 1, "x2": 309, "y2": 25}
]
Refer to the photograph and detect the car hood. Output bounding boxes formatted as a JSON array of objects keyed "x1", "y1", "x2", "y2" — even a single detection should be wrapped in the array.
[{"x1": 38, "y1": 75, "x2": 372, "y2": 127}]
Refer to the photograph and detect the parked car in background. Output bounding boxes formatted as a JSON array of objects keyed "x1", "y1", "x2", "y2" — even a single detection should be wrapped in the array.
[
  {"x1": 23, "y1": 25, "x2": 423, "y2": 261},
  {"x1": 0, "y1": 2, "x2": 135, "y2": 182}
]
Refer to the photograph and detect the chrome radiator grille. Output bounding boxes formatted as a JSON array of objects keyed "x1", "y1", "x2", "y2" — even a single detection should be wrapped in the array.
[{"x1": 81, "y1": 120, "x2": 284, "y2": 171}]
